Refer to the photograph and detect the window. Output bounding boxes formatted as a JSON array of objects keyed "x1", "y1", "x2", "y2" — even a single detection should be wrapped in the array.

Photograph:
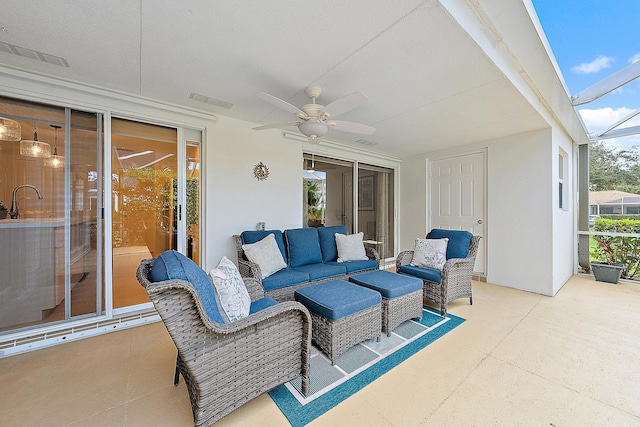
[{"x1": 559, "y1": 150, "x2": 568, "y2": 210}]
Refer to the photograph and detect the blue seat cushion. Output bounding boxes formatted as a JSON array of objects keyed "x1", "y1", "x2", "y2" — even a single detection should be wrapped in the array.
[
  {"x1": 349, "y1": 270, "x2": 422, "y2": 299},
  {"x1": 294, "y1": 280, "x2": 381, "y2": 321},
  {"x1": 290, "y1": 263, "x2": 346, "y2": 281},
  {"x1": 317, "y1": 225, "x2": 347, "y2": 262},
  {"x1": 249, "y1": 297, "x2": 279, "y2": 314},
  {"x1": 398, "y1": 264, "x2": 442, "y2": 284},
  {"x1": 241, "y1": 230, "x2": 286, "y2": 260},
  {"x1": 262, "y1": 268, "x2": 309, "y2": 291},
  {"x1": 427, "y1": 229, "x2": 473, "y2": 259},
  {"x1": 285, "y1": 228, "x2": 323, "y2": 267},
  {"x1": 150, "y1": 250, "x2": 224, "y2": 324},
  {"x1": 324, "y1": 259, "x2": 377, "y2": 273}
]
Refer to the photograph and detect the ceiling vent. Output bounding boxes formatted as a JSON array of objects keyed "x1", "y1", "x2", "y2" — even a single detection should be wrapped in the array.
[
  {"x1": 0, "y1": 42, "x2": 69, "y2": 67},
  {"x1": 189, "y1": 92, "x2": 233, "y2": 109},
  {"x1": 355, "y1": 139, "x2": 377, "y2": 146}
]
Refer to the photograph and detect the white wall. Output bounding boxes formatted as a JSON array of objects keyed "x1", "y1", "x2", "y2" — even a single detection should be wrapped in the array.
[
  {"x1": 551, "y1": 126, "x2": 576, "y2": 295},
  {"x1": 203, "y1": 116, "x2": 303, "y2": 269},
  {"x1": 398, "y1": 155, "x2": 428, "y2": 250},
  {"x1": 487, "y1": 129, "x2": 554, "y2": 294}
]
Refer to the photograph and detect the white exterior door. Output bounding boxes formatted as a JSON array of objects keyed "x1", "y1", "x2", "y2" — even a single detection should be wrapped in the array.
[{"x1": 431, "y1": 151, "x2": 485, "y2": 274}]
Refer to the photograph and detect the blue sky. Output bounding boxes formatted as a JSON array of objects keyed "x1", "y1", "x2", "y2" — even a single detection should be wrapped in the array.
[{"x1": 532, "y1": 0, "x2": 640, "y2": 149}]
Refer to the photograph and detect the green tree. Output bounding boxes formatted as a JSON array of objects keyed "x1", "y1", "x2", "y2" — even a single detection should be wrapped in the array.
[{"x1": 589, "y1": 141, "x2": 640, "y2": 191}]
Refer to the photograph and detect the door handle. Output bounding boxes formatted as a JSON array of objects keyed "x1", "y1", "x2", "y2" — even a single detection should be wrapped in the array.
[{"x1": 477, "y1": 219, "x2": 483, "y2": 224}]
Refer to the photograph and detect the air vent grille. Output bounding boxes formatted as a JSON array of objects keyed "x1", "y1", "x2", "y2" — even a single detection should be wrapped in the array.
[
  {"x1": 0, "y1": 41, "x2": 69, "y2": 67},
  {"x1": 356, "y1": 139, "x2": 377, "y2": 146},
  {"x1": 189, "y1": 92, "x2": 233, "y2": 109}
]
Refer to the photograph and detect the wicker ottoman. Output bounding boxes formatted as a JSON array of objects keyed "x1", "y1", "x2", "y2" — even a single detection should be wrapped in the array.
[
  {"x1": 294, "y1": 280, "x2": 381, "y2": 364},
  {"x1": 349, "y1": 270, "x2": 423, "y2": 336}
]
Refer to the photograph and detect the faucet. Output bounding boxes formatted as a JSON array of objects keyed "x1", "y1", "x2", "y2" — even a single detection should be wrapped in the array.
[{"x1": 9, "y1": 184, "x2": 44, "y2": 219}]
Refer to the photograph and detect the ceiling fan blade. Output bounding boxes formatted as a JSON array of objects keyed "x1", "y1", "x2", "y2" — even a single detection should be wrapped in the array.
[
  {"x1": 256, "y1": 92, "x2": 305, "y2": 116},
  {"x1": 328, "y1": 120, "x2": 376, "y2": 135},
  {"x1": 320, "y1": 92, "x2": 368, "y2": 117},
  {"x1": 252, "y1": 122, "x2": 300, "y2": 131}
]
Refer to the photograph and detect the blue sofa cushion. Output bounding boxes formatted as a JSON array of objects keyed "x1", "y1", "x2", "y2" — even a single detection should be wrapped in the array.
[
  {"x1": 317, "y1": 225, "x2": 347, "y2": 262},
  {"x1": 290, "y1": 263, "x2": 346, "y2": 281},
  {"x1": 349, "y1": 270, "x2": 422, "y2": 299},
  {"x1": 324, "y1": 259, "x2": 377, "y2": 273},
  {"x1": 294, "y1": 280, "x2": 381, "y2": 321},
  {"x1": 285, "y1": 228, "x2": 322, "y2": 268},
  {"x1": 241, "y1": 230, "x2": 286, "y2": 260},
  {"x1": 427, "y1": 229, "x2": 473, "y2": 259},
  {"x1": 398, "y1": 264, "x2": 442, "y2": 284},
  {"x1": 150, "y1": 250, "x2": 224, "y2": 324},
  {"x1": 249, "y1": 297, "x2": 279, "y2": 314},
  {"x1": 262, "y1": 268, "x2": 309, "y2": 291}
]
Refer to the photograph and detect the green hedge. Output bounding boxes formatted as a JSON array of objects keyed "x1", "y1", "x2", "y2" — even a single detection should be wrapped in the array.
[{"x1": 591, "y1": 218, "x2": 640, "y2": 279}]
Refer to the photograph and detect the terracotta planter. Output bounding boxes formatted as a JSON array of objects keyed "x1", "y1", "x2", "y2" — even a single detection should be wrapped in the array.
[{"x1": 591, "y1": 262, "x2": 624, "y2": 284}]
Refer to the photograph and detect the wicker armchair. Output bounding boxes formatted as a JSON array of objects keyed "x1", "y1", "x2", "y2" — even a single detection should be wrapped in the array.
[
  {"x1": 396, "y1": 233, "x2": 481, "y2": 316},
  {"x1": 136, "y1": 257, "x2": 311, "y2": 427}
]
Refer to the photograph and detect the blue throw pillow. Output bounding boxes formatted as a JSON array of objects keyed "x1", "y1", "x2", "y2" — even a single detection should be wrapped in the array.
[
  {"x1": 150, "y1": 250, "x2": 224, "y2": 324},
  {"x1": 427, "y1": 229, "x2": 473, "y2": 259},
  {"x1": 317, "y1": 225, "x2": 347, "y2": 262},
  {"x1": 285, "y1": 228, "x2": 323, "y2": 268}
]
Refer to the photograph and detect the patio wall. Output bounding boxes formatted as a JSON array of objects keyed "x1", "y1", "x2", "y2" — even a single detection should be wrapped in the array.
[{"x1": 399, "y1": 126, "x2": 576, "y2": 297}]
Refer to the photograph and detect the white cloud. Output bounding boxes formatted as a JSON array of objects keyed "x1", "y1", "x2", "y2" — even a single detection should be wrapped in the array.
[
  {"x1": 579, "y1": 107, "x2": 640, "y2": 150},
  {"x1": 630, "y1": 53, "x2": 640, "y2": 64},
  {"x1": 571, "y1": 55, "x2": 614, "y2": 74}
]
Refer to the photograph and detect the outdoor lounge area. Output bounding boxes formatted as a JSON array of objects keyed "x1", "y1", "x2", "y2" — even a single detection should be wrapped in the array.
[{"x1": 1, "y1": 274, "x2": 638, "y2": 426}]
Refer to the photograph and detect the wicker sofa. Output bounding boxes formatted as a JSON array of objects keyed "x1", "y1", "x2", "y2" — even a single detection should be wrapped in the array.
[
  {"x1": 136, "y1": 251, "x2": 311, "y2": 427},
  {"x1": 234, "y1": 225, "x2": 380, "y2": 301},
  {"x1": 396, "y1": 229, "x2": 481, "y2": 316}
]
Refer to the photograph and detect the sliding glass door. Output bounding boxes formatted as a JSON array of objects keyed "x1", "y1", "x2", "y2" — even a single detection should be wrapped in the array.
[{"x1": 302, "y1": 153, "x2": 395, "y2": 262}]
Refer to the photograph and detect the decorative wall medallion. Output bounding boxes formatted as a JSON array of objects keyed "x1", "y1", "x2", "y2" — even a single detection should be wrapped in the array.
[{"x1": 253, "y1": 162, "x2": 269, "y2": 181}]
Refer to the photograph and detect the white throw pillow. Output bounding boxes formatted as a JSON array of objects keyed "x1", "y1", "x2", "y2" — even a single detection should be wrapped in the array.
[
  {"x1": 209, "y1": 256, "x2": 251, "y2": 322},
  {"x1": 242, "y1": 233, "x2": 287, "y2": 278},
  {"x1": 411, "y1": 237, "x2": 449, "y2": 270},
  {"x1": 335, "y1": 232, "x2": 368, "y2": 262}
]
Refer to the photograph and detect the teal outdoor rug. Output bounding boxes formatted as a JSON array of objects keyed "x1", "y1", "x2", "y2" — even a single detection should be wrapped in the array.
[{"x1": 268, "y1": 306, "x2": 465, "y2": 427}]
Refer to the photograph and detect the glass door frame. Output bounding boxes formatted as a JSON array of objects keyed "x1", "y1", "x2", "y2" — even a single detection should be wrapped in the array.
[{"x1": 104, "y1": 114, "x2": 203, "y2": 317}]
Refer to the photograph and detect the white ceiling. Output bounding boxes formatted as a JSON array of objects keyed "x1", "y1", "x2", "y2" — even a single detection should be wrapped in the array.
[{"x1": 0, "y1": 0, "x2": 551, "y2": 157}]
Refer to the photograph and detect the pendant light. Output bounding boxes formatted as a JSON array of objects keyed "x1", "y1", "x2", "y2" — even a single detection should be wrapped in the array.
[
  {"x1": 306, "y1": 153, "x2": 315, "y2": 172},
  {"x1": 46, "y1": 125, "x2": 64, "y2": 168},
  {"x1": 20, "y1": 124, "x2": 51, "y2": 158},
  {"x1": 0, "y1": 117, "x2": 21, "y2": 141}
]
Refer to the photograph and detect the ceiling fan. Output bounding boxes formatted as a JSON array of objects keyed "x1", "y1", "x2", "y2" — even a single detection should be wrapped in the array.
[{"x1": 253, "y1": 87, "x2": 376, "y2": 142}]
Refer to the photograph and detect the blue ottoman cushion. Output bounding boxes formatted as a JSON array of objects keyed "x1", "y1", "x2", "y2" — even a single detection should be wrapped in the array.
[
  {"x1": 398, "y1": 264, "x2": 442, "y2": 284},
  {"x1": 150, "y1": 250, "x2": 224, "y2": 324},
  {"x1": 294, "y1": 280, "x2": 381, "y2": 321},
  {"x1": 427, "y1": 228, "x2": 473, "y2": 259},
  {"x1": 349, "y1": 270, "x2": 422, "y2": 299}
]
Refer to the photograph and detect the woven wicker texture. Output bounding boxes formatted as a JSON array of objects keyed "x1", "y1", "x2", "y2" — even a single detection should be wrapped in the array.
[
  {"x1": 396, "y1": 235, "x2": 481, "y2": 316},
  {"x1": 308, "y1": 303, "x2": 381, "y2": 364},
  {"x1": 234, "y1": 234, "x2": 380, "y2": 302},
  {"x1": 136, "y1": 258, "x2": 312, "y2": 427},
  {"x1": 381, "y1": 289, "x2": 423, "y2": 336}
]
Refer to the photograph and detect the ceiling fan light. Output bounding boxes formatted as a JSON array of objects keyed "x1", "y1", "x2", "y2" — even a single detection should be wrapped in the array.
[
  {"x1": 298, "y1": 122, "x2": 328, "y2": 139},
  {"x1": 0, "y1": 117, "x2": 21, "y2": 141}
]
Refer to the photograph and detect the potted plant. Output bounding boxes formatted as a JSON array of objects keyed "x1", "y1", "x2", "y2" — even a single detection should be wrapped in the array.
[
  {"x1": 591, "y1": 237, "x2": 625, "y2": 284},
  {"x1": 0, "y1": 200, "x2": 7, "y2": 220}
]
